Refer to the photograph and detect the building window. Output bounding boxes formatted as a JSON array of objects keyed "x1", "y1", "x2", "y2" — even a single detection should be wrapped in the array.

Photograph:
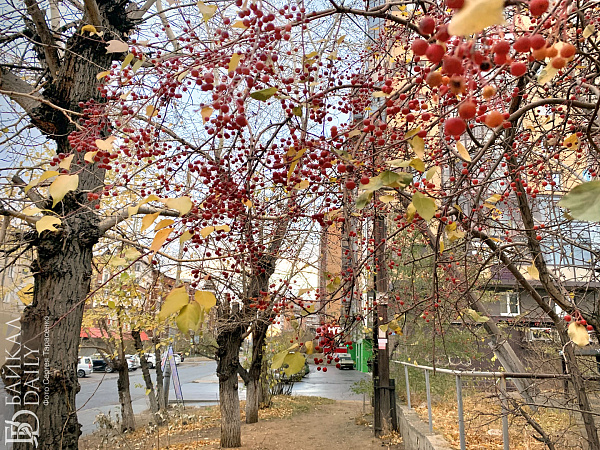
[{"x1": 501, "y1": 292, "x2": 520, "y2": 316}]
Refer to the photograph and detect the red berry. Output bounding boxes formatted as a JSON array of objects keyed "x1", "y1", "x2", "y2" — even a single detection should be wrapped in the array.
[
  {"x1": 444, "y1": 117, "x2": 466, "y2": 136},
  {"x1": 458, "y1": 101, "x2": 477, "y2": 120},
  {"x1": 360, "y1": 176, "x2": 370, "y2": 185},
  {"x1": 510, "y1": 62, "x2": 528, "y2": 77},
  {"x1": 564, "y1": 314, "x2": 572, "y2": 322},
  {"x1": 435, "y1": 25, "x2": 450, "y2": 43},
  {"x1": 345, "y1": 180, "x2": 356, "y2": 190},
  {"x1": 322, "y1": 367, "x2": 327, "y2": 372},
  {"x1": 529, "y1": 34, "x2": 546, "y2": 50},
  {"x1": 443, "y1": 56, "x2": 463, "y2": 76},
  {"x1": 411, "y1": 39, "x2": 429, "y2": 56},
  {"x1": 493, "y1": 40, "x2": 511, "y2": 55},
  {"x1": 419, "y1": 16, "x2": 436, "y2": 35},
  {"x1": 529, "y1": 0, "x2": 549, "y2": 16},
  {"x1": 446, "y1": 0, "x2": 464, "y2": 9},
  {"x1": 560, "y1": 43, "x2": 576, "y2": 59},
  {"x1": 513, "y1": 36, "x2": 531, "y2": 53},
  {"x1": 587, "y1": 325, "x2": 594, "y2": 331},
  {"x1": 337, "y1": 163, "x2": 347, "y2": 173},
  {"x1": 425, "y1": 44, "x2": 445, "y2": 64}
]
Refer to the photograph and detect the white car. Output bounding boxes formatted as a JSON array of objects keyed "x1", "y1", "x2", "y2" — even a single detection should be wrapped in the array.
[
  {"x1": 125, "y1": 354, "x2": 139, "y2": 370},
  {"x1": 77, "y1": 356, "x2": 93, "y2": 378},
  {"x1": 144, "y1": 352, "x2": 157, "y2": 368}
]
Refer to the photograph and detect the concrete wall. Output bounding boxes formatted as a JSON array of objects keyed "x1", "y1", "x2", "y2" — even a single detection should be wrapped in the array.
[{"x1": 398, "y1": 405, "x2": 453, "y2": 450}]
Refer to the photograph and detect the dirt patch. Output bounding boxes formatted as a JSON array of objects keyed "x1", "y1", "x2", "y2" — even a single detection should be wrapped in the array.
[{"x1": 80, "y1": 396, "x2": 403, "y2": 450}]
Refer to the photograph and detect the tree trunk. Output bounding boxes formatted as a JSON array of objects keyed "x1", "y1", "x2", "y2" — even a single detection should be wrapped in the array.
[
  {"x1": 217, "y1": 321, "x2": 244, "y2": 448},
  {"x1": 244, "y1": 319, "x2": 269, "y2": 424},
  {"x1": 0, "y1": 2, "x2": 135, "y2": 448},
  {"x1": 117, "y1": 314, "x2": 135, "y2": 432},
  {"x1": 3, "y1": 235, "x2": 96, "y2": 450},
  {"x1": 132, "y1": 329, "x2": 161, "y2": 424},
  {"x1": 245, "y1": 377, "x2": 260, "y2": 424},
  {"x1": 153, "y1": 337, "x2": 166, "y2": 411}
]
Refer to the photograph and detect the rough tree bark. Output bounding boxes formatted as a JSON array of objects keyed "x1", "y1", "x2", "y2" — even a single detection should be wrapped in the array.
[
  {"x1": 216, "y1": 314, "x2": 245, "y2": 448},
  {"x1": 116, "y1": 313, "x2": 135, "y2": 432},
  {"x1": 0, "y1": 2, "x2": 136, "y2": 448},
  {"x1": 132, "y1": 329, "x2": 162, "y2": 424},
  {"x1": 244, "y1": 319, "x2": 270, "y2": 424}
]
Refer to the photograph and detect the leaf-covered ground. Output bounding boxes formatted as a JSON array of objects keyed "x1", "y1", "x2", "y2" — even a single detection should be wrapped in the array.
[
  {"x1": 80, "y1": 396, "x2": 403, "y2": 449},
  {"x1": 414, "y1": 394, "x2": 586, "y2": 449}
]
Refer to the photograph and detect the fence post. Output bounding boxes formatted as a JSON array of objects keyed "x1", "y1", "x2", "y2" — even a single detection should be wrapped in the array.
[
  {"x1": 404, "y1": 365, "x2": 411, "y2": 409},
  {"x1": 500, "y1": 377, "x2": 509, "y2": 450},
  {"x1": 390, "y1": 378, "x2": 398, "y2": 432},
  {"x1": 425, "y1": 369, "x2": 433, "y2": 433},
  {"x1": 456, "y1": 375, "x2": 466, "y2": 450}
]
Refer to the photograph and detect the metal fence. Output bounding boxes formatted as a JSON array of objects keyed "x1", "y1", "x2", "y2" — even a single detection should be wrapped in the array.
[{"x1": 393, "y1": 361, "x2": 574, "y2": 450}]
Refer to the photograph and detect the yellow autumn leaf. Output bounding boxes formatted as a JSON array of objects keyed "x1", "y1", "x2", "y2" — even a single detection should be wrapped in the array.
[
  {"x1": 80, "y1": 24, "x2": 98, "y2": 35},
  {"x1": 293, "y1": 180, "x2": 310, "y2": 190},
  {"x1": 141, "y1": 212, "x2": 160, "y2": 232},
  {"x1": 568, "y1": 322, "x2": 590, "y2": 347},
  {"x1": 180, "y1": 230, "x2": 193, "y2": 244},
  {"x1": 105, "y1": 40, "x2": 129, "y2": 53},
  {"x1": 36, "y1": 216, "x2": 61, "y2": 234},
  {"x1": 409, "y1": 158, "x2": 425, "y2": 173},
  {"x1": 201, "y1": 107, "x2": 213, "y2": 121},
  {"x1": 439, "y1": 240, "x2": 445, "y2": 254},
  {"x1": 538, "y1": 64, "x2": 559, "y2": 85},
  {"x1": 456, "y1": 141, "x2": 471, "y2": 162},
  {"x1": 243, "y1": 199, "x2": 253, "y2": 208},
  {"x1": 96, "y1": 136, "x2": 116, "y2": 151},
  {"x1": 527, "y1": 264, "x2": 540, "y2": 280},
  {"x1": 25, "y1": 170, "x2": 59, "y2": 193},
  {"x1": 155, "y1": 219, "x2": 175, "y2": 231},
  {"x1": 158, "y1": 286, "x2": 189, "y2": 321},
  {"x1": 305, "y1": 340, "x2": 314, "y2": 355},
  {"x1": 409, "y1": 136, "x2": 425, "y2": 159},
  {"x1": 485, "y1": 194, "x2": 502, "y2": 204},
  {"x1": 150, "y1": 228, "x2": 173, "y2": 252},
  {"x1": 96, "y1": 70, "x2": 110, "y2": 80},
  {"x1": 200, "y1": 226, "x2": 215, "y2": 238},
  {"x1": 379, "y1": 194, "x2": 396, "y2": 204},
  {"x1": 426, "y1": 166, "x2": 438, "y2": 181},
  {"x1": 49, "y1": 174, "x2": 79, "y2": 207},
  {"x1": 23, "y1": 206, "x2": 42, "y2": 216},
  {"x1": 287, "y1": 148, "x2": 307, "y2": 182},
  {"x1": 197, "y1": 1, "x2": 217, "y2": 21},
  {"x1": 195, "y1": 290, "x2": 217, "y2": 310},
  {"x1": 16, "y1": 283, "x2": 33, "y2": 305},
  {"x1": 228, "y1": 53, "x2": 241, "y2": 72},
  {"x1": 146, "y1": 105, "x2": 158, "y2": 117},
  {"x1": 121, "y1": 53, "x2": 134, "y2": 70},
  {"x1": 563, "y1": 133, "x2": 579, "y2": 149},
  {"x1": 447, "y1": 0, "x2": 505, "y2": 37},
  {"x1": 58, "y1": 154, "x2": 74, "y2": 170},
  {"x1": 177, "y1": 70, "x2": 189, "y2": 82},
  {"x1": 231, "y1": 21, "x2": 248, "y2": 29},
  {"x1": 162, "y1": 197, "x2": 192, "y2": 215},
  {"x1": 84, "y1": 151, "x2": 97, "y2": 163}
]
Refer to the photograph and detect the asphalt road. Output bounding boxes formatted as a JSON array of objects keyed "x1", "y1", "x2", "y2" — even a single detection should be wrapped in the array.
[{"x1": 77, "y1": 360, "x2": 370, "y2": 435}]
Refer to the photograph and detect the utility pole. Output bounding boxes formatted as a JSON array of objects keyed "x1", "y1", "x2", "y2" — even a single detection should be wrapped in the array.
[{"x1": 373, "y1": 212, "x2": 391, "y2": 435}]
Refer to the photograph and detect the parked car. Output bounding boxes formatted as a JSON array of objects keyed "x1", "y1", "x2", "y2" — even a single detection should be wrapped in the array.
[
  {"x1": 125, "y1": 354, "x2": 140, "y2": 370},
  {"x1": 173, "y1": 353, "x2": 182, "y2": 365},
  {"x1": 175, "y1": 352, "x2": 185, "y2": 362},
  {"x1": 92, "y1": 357, "x2": 113, "y2": 373},
  {"x1": 337, "y1": 353, "x2": 354, "y2": 370},
  {"x1": 143, "y1": 352, "x2": 156, "y2": 368},
  {"x1": 77, "y1": 356, "x2": 93, "y2": 378}
]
